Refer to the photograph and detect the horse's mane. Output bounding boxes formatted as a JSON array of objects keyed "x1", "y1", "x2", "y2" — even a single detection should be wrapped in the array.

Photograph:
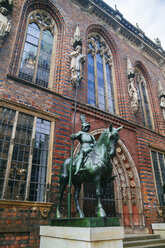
[{"x1": 96, "y1": 128, "x2": 109, "y2": 146}]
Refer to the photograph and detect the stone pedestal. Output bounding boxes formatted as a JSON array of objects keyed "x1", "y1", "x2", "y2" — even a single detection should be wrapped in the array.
[
  {"x1": 40, "y1": 225, "x2": 124, "y2": 248},
  {"x1": 152, "y1": 223, "x2": 165, "y2": 239}
]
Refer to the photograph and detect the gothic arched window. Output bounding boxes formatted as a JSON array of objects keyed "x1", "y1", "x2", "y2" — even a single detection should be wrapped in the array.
[
  {"x1": 87, "y1": 34, "x2": 115, "y2": 113},
  {"x1": 18, "y1": 10, "x2": 56, "y2": 88},
  {"x1": 135, "y1": 68, "x2": 153, "y2": 129}
]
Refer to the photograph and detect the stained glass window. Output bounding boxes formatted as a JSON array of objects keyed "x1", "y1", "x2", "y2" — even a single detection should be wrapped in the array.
[
  {"x1": 135, "y1": 68, "x2": 153, "y2": 129},
  {"x1": 18, "y1": 10, "x2": 55, "y2": 88},
  {"x1": 0, "y1": 106, "x2": 52, "y2": 202},
  {"x1": 87, "y1": 53, "x2": 95, "y2": 106},
  {"x1": 151, "y1": 151, "x2": 165, "y2": 206},
  {"x1": 87, "y1": 34, "x2": 115, "y2": 113}
]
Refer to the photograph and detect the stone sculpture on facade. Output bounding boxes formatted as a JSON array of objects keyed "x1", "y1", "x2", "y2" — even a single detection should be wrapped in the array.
[
  {"x1": 154, "y1": 38, "x2": 164, "y2": 53},
  {"x1": 56, "y1": 115, "x2": 122, "y2": 218},
  {"x1": 158, "y1": 80, "x2": 165, "y2": 119},
  {"x1": 0, "y1": 0, "x2": 13, "y2": 47},
  {"x1": 70, "y1": 25, "x2": 85, "y2": 87},
  {"x1": 127, "y1": 57, "x2": 139, "y2": 115}
]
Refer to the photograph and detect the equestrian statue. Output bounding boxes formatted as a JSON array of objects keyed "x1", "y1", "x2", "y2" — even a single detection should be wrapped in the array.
[{"x1": 56, "y1": 114, "x2": 122, "y2": 218}]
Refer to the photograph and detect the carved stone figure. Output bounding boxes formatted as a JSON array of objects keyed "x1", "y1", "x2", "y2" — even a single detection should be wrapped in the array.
[
  {"x1": 127, "y1": 57, "x2": 139, "y2": 115},
  {"x1": 56, "y1": 119, "x2": 122, "y2": 218},
  {"x1": 70, "y1": 25, "x2": 85, "y2": 87},
  {"x1": 0, "y1": 0, "x2": 13, "y2": 47},
  {"x1": 158, "y1": 80, "x2": 165, "y2": 119},
  {"x1": 154, "y1": 38, "x2": 164, "y2": 52}
]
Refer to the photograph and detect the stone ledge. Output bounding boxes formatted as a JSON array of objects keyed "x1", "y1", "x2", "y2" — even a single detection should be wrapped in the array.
[
  {"x1": 152, "y1": 223, "x2": 165, "y2": 239},
  {"x1": 40, "y1": 225, "x2": 124, "y2": 242}
]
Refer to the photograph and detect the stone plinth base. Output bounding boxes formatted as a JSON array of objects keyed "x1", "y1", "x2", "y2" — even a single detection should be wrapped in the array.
[
  {"x1": 152, "y1": 223, "x2": 165, "y2": 238},
  {"x1": 40, "y1": 226, "x2": 124, "y2": 248}
]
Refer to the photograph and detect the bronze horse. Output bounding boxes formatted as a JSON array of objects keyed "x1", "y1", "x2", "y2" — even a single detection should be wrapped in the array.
[{"x1": 56, "y1": 124, "x2": 122, "y2": 218}]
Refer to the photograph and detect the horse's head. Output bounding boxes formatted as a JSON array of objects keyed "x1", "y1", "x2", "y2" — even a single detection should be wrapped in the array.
[
  {"x1": 96, "y1": 123, "x2": 122, "y2": 160},
  {"x1": 106, "y1": 123, "x2": 122, "y2": 159}
]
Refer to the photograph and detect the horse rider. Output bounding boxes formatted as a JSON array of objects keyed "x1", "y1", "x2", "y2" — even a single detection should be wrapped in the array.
[{"x1": 71, "y1": 114, "x2": 96, "y2": 175}]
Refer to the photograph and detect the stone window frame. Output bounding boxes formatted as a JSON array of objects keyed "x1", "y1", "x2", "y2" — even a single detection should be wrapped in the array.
[
  {"x1": 135, "y1": 67, "x2": 154, "y2": 129},
  {"x1": 87, "y1": 33, "x2": 116, "y2": 113},
  {"x1": 150, "y1": 149, "x2": 165, "y2": 206},
  {"x1": 16, "y1": 10, "x2": 57, "y2": 90},
  {"x1": 0, "y1": 101, "x2": 55, "y2": 203}
]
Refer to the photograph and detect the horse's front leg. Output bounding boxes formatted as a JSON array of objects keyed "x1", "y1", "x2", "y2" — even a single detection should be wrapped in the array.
[
  {"x1": 56, "y1": 177, "x2": 68, "y2": 218},
  {"x1": 74, "y1": 183, "x2": 84, "y2": 218},
  {"x1": 95, "y1": 180, "x2": 106, "y2": 217}
]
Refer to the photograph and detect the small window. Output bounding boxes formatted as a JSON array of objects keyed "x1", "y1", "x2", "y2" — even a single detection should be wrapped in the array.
[
  {"x1": 87, "y1": 34, "x2": 115, "y2": 113},
  {"x1": 151, "y1": 150, "x2": 165, "y2": 206},
  {"x1": 135, "y1": 68, "x2": 153, "y2": 129},
  {"x1": 18, "y1": 10, "x2": 56, "y2": 88},
  {"x1": 0, "y1": 106, "x2": 53, "y2": 202}
]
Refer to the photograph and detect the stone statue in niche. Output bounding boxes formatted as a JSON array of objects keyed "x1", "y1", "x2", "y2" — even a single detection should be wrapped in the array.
[
  {"x1": 0, "y1": 0, "x2": 13, "y2": 47},
  {"x1": 127, "y1": 57, "x2": 139, "y2": 115},
  {"x1": 70, "y1": 25, "x2": 85, "y2": 87},
  {"x1": 158, "y1": 80, "x2": 165, "y2": 119}
]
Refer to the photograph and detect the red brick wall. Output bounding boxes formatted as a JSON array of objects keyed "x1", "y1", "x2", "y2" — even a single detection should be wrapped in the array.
[{"x1": 0, "y1": 0, "x2": 165, "y2": 244}]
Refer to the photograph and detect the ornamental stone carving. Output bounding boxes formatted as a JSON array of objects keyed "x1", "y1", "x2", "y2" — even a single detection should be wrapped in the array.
[
  {"x1": 0, "y1": 0, "x2": 13, "y2": 47},
  {"x1": 158, "y1": 80, "x2": 165, "y2": 119},
  {"x1": 127, "y1": 57, "x2": 139, "y2": 115},
  {"x1": 70, "y1": 25, "x2": 85, "y2": 87}
]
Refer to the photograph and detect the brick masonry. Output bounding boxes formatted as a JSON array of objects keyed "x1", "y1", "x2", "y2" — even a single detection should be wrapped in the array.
[{"x1": 0, "y1": 0, "x2": 165, "y2": 246}]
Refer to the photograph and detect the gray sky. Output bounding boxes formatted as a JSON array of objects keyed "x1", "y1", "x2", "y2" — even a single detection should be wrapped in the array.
[{"x1": 103, "y1": 0, "x2": 165, "y2": 50}]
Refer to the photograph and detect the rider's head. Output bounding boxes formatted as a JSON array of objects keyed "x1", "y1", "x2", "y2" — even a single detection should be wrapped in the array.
[{"x1": 82, "y1": 122, "x2": 90, "y2": 132}]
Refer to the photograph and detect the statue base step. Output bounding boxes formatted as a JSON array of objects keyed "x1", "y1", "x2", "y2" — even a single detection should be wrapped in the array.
[{"x1": 40, "y1": 220, "x2": 124, "y2": 248}]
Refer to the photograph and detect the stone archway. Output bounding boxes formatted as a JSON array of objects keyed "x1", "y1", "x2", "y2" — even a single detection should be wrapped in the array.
[{"x1": 113, "y1": 140, "x2": 145, "y2": 233}]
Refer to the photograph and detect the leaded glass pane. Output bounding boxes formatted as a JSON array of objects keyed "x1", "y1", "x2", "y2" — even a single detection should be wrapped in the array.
[
  {"x1": 6, "y1": 113, "x2": 34, "y2": 200},
  {"x1": 19, "y1": 12, "x2": 55, "y2": 88},
  {"x1": 137, "y1": 81, "x2": 146, "y2": 126},
  {"x1": 151, "y1": 151, "x2": 164, "y2": 206},
  {"x1": 158, "y1": 153, "x2": 165, "y2": 185},
  {"x1": 87, "y1": 34, "x2": 114, "y2": 112},
  {"x1": 29, "y1": 118, "x2": 50, "y2": 202},
  {"x1": 141, "y1": 83, "x2": 152, "y2": 129},
  {"x1": 88, "y1": 53, "x2": 96, "y2": 106},
  {"x1": 97, "y1": 53, "x2": 105, "y2": 110},
  {"x1": 36, "y1": 30, "x2": 53, "y2": 88},
  {"x1": 19, "y1": 23, "x2": 39, "y2": 82},
  {"x1": 106, "y1": 63, "x2": 114, "y2": 113},
  {"x1": 0, "y1": 107, "x2": 15, "y2": 199}
]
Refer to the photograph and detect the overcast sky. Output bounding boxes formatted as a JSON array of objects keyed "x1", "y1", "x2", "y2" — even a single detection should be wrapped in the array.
[{"x1": 103, "y1": 0, "x2": 165, "y2": 50}]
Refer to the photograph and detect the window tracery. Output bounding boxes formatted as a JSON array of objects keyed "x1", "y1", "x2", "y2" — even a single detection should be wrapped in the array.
[
  {"x1": 87, "y1": 33, "x2": 115, "y2": 113},
  {"x1": 135, "y1": 68, "x2": 153, "y2": 129},
  {"x1": 18, "y1": 10, "x2": 56, "y2": 88}
]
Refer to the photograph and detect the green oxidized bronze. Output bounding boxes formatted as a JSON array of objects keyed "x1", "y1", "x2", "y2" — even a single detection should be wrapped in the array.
[{"x1": 56, "y1": 115, "x2": 122, "y2": 218}]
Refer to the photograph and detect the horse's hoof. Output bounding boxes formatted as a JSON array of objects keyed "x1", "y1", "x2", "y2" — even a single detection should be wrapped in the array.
[
  {"x1": 56, "y1": 210, "x2": 61, "y2": 218},
  {"x1": 79, "y1": 212, "x2": 85, "y2": 218},
  {"x1": 97, "y1": 208, "x2": 106, "y2": 217}
]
